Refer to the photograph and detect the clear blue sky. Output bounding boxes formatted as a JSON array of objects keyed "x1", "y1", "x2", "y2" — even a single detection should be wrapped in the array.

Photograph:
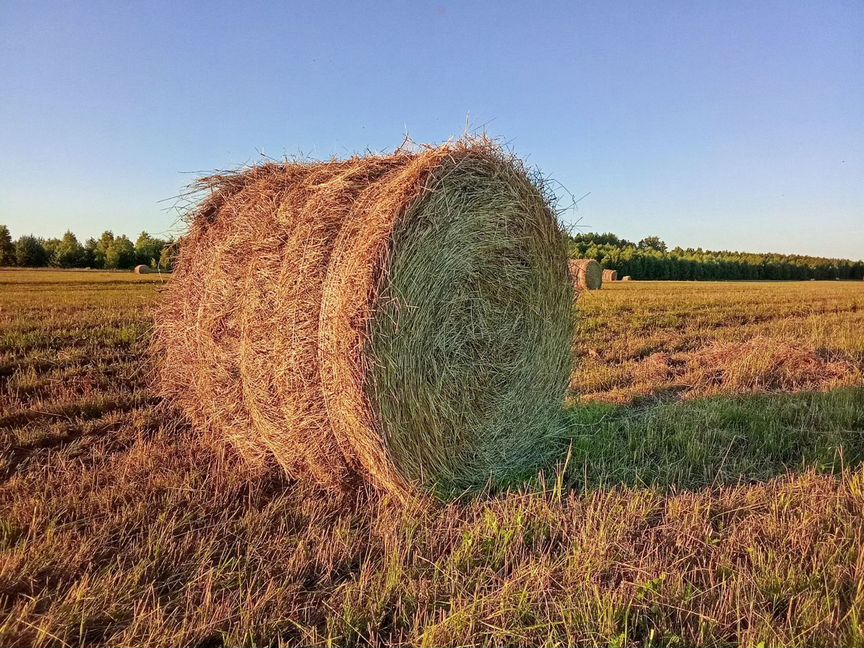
[{"x1": 1, "y1": 1, "x2": 861, "y2": 259}]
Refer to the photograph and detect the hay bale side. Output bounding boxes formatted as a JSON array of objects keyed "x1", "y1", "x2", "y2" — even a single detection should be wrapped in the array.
[
  {"x1": 569, "y1": 259, "x2": 603, "y2": 291},
  {"x1": 602, "y1": 269, "x2": 618, "y2": 282},
  {"x1": 133, "y1": 264, "x2": 150, "y2": 274},
  {"x1": 154, "y1": 140, "x2": 574, "y2": 499}
]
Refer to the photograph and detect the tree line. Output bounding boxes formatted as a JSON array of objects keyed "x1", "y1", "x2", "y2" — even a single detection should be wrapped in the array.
[
  {"x1": 2, "y1": 224, "x2": 861, "y2": 280},
  {"x1": 0, "y1": 226, "x2": 175, "y2": 270},
  {"x1": 569, "y1": 233, "x2": 864, "y2": 281}
]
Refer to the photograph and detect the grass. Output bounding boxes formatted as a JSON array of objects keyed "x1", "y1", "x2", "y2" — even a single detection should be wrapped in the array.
[
  {"x1": 571, "y1": 281, "x2": 862, "y2": 403},
  {"x1": 1, "y1": 269, "x2": 863, "y2": 646}
]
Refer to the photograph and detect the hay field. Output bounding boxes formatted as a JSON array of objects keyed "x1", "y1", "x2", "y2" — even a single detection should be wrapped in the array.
[{"x1": 2, "y1": 270, "x2": 863, "y2": 647}]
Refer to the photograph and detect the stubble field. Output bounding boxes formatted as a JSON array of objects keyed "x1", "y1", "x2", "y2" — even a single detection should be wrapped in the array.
[{"x1": 1, "y1": 270, "x2": 863, "y2": 646}]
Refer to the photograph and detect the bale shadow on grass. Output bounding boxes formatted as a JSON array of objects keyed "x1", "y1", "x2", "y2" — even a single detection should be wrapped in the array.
[{"x1": 557, "y1": 386, "x2": 864, "y2": 493}]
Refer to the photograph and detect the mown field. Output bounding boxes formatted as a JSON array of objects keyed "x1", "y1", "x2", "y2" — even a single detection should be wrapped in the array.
[{"x1": 1, "y1": 269, "x2": 863, "y2": 647}]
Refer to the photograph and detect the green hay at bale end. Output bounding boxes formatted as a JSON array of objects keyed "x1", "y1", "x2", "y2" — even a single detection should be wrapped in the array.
[{"x1": 367, "y1": 151, "x2": 575, "y2": 496}]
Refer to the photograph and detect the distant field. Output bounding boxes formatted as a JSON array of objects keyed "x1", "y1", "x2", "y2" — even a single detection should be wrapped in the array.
[
  {"x1": 573, "y1": 280, "x2": 862, "y2": 402},
  {"x1": 1, "y1": 270, "x2": 863, "y2": 646}
]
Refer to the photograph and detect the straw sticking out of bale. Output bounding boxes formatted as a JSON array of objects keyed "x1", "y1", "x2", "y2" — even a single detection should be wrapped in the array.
[
  {"x1": 153, "y1": 140, "x2": 574, "y2": 499},
  {"x1": 133, "y1": 265, "x2": 150, "y2": 274},
  {"x1": 569, "y1": 259, "x2": 603, "y2": 291},
  {"x1": 602, "y1": 269, "x2": 617, "y2": 282}
]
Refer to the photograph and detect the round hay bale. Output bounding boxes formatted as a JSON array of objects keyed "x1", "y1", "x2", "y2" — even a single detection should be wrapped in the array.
[
  {"x1": 153, "y1": 140, "x2": 574, "y2": 499},
  {"x1": 621, "y1": 275, "x2": 632, "y2": 281},
  {"x1": 133, "y1": 264, "x2": 150, "y2": 274},
  {"x1": 602, "y1": 269, "x2": 618, "y2": 282},
  {"x1": 568, "y1": 259, "x2": 602, "y2": 291}
]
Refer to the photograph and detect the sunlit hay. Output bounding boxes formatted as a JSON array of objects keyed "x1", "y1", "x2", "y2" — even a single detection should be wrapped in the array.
[
  {"x1": 602, "y1": 269, "x2": 617, "y2": 282},
  {"x1": 133, "y1": 265, "x2": 150, "y2": 274},
  {"x1": 569, "y1": 259, "x2": 602, "y2": 291},
  {"x1": 684, "y1": 337, "x2": 860, "y2": 395},
  {"x1": 154, "y1": 140, "x2": 574, "y2": 499},
  {"x1": 621, "y1": 275, "x2": 632, "y2": 281}
]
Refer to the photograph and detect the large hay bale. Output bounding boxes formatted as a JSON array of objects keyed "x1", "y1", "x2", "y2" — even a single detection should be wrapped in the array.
[
  {"x1": 153, "y1": 140, "x2": 574, "y2": 499},
  {"x1": 133, "y1": 264, "x2": 150, "y2": 274},
  {"x1": 602, "y1": 269, "x2": 618, "y2": 282},
  {"x1": 568, "y1": 259, "x2": 603, "y2": 291}
]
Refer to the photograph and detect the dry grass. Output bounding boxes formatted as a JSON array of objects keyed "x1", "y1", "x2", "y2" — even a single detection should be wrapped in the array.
[
  {"x1": 571, "y1": 281, "x2": 864, "y2": 404},
  {"x1": 2, "y1": 270, "x2": 864, "y2": 646}
]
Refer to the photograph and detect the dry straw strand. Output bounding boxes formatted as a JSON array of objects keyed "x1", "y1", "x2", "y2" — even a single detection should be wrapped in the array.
[{"x1": 154, "y1": 139, "x2": 574, "y2": 499}]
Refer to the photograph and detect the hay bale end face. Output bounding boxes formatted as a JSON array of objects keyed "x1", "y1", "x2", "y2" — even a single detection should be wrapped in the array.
[
  {"x1": 569, "y1": 259, "x2": 603, "y2": 291},
  {"x1": 153, "y1": 141, "x2": 574, "y2": 499},
  {"x1": 602, "y1": 269, "x2": 618, "y2": 282},
  {"x1": 133, "y1": 264, "x2": 150, "y2": 274}
]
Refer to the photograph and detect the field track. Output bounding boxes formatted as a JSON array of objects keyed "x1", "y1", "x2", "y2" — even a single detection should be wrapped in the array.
[{"x1": 1, "y1": 270, "x2": 863, "y2": 646}]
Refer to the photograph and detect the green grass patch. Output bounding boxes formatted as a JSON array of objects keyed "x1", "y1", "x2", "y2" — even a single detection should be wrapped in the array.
[{"x1": 563, "y1": 387, "x2": 864, "y2": 490}]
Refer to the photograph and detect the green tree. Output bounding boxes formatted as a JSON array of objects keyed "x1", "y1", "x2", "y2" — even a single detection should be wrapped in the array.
[
  {"x1": 15, "y1": 235, "x2": 48, "y2": 267},
  {"x1": 638, "y1": 236, "x2": 668, "y2": 253},
  {"x1": 88, "y1": 231, "x2": 115, "y2": 269},
  {"x1": 0, "y1": 225, "x2": 14, "y2": 266},
  {"x1": 42, "y1": 238, "x2": 62, "y2": 265},
  {"x1": 158, "y1": 238, "x2": 177, "y2": 271},
  {"x1": 54, "y1": 231, "x2": 86, "y2": 267},
  {"x1": 83, "y1": 238, "x2": 100, "y2": 268},
  {"x1": 134, "y1": 231, "x2": 166, "y2": 268},
  {"x1": 105, "y1": 235, "x2": 136, "y2": 269}
]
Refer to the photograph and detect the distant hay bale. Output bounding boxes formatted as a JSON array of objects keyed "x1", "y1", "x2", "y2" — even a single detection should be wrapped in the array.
[
  {"x1": 133, "y1": 265, "x2": 150, "y2": 274},
  {"x1": 568, "y1": 259, "x2": 602, "y2": 291},
  {"x1": 602, "y1": 269, "x2": 618, "y2": 282},
  {"x1": 153, "y1": 140, "x2": 574, "y2": 499},
  {"x1": 622, "y1": 275, "x2": 632, "y2": 281}
]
